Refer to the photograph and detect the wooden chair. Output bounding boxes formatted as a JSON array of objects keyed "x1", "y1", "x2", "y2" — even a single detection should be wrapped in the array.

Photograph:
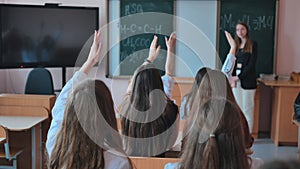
[{"x1": 0, "y1": 125, "x2": 23, "y2": 169}]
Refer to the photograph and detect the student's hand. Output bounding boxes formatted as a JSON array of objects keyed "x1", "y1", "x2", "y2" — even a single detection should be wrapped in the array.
[
  {"x1": 165, "y1": 32, "x2": 176, "y2": 76},
  {"x1": 165, "y1": 32, "x2": 176, "y2": 52},
  {"x1": 225, "y1": 31, "x2": 236, "y2": 48},
  {"x1": 80, "y1": 30, "x2": 103, "y2": 74},
  {"x1": 147, "y1": 35, "x2": 161, "y2": 63}
]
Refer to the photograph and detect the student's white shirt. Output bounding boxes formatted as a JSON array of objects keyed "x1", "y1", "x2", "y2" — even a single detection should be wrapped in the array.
[
  {"x1": 46, "y1": 71, "x2": 87, "y2": 156},
  {"x1": 179, "y1": 96, "x2": 188, "y2": 119},
  {"x1": 162, "y1": 75, "x2": 175, "y2": 99},
  {"x1": 164, "y1": 157, "x2": 263, "y2": 169},
  {"x1": 46, "y1": 71, "x2": 131, "y2": 169}
]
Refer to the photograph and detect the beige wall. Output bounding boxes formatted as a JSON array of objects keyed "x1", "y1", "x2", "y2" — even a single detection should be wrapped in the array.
[{"x1": 276, "y1": 0, "x2": 300, "y2": 75}]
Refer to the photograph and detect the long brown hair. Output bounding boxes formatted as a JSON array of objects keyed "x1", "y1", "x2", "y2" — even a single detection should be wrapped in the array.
[
  {"x1": 180, "y1": 98, "x2": 250, "y2": 169},
  {"x1": 119, "y1": 63, "x2": 178, "y2": 156},
  {"x1": 182, "y1": 70, "x2": 253, "y2": 149},
  {"x1": 234, "y1": 22, "x2": 253, "y2": 53},
  {"x1": 49, "y1": 80, "x2": 132, "y2": 169}
]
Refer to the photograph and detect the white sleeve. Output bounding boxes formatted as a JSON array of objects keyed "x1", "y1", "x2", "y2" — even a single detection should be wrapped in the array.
[
  {"x1": 221, "y1": 53, "x2": 236, "y2": 78},
  {"x1": 180, "y1": 96, "x2": 189, "y2": 119},
  {"x1": 162, "y1": 75, "x2": 175, "y2": 99},
  {"x1": 46, "y1": 71, "x2": 87, "y2": 156},
  {"x1": 164, "y1": 162, "x2": 180, "y2": 169}
]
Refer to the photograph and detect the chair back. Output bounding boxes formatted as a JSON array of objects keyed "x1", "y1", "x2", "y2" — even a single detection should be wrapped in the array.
[{"x1": 25, "y1": 68, "x2": 54, "y2": 95}]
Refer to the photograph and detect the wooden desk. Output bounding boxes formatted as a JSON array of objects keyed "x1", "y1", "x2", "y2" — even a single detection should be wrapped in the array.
[
  {"x1": 0, "y1": 115, "x2": 48, "y2": 169},
  {"x1": 258, "y1": 78, "x2": 300, "y2": 145},
  {"x1": 0, "y1": 94, "x2": 55, "y2": 169},
  {"x1": 172, "y1": 77, "x2": 193, "y2": 105}
]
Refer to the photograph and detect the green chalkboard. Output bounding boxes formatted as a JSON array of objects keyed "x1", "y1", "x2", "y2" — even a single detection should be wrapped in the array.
[
  {"x1": 219, "y1": 0, "x2": 278, "y2": 76},
  {"x1": 119, "y1": 0, "x2": 174, "y2": 76}
]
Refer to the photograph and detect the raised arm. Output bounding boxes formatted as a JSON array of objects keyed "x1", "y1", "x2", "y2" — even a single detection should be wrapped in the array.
[
  {"x1": 225, "y1": 31, "x2": 236, "y2": 56},
  {"x1": 46, "y1": 30, "x2": 103, "y2": 156},
  {"x1": 165, "y1": 32, "x2": 176, "y2": 76},
  {"x1": 80, "y1": 30, "x2": 103, "y2": 74},
  {"x1": 145, "y1": 35, "x2": 161, "y2": 63}
]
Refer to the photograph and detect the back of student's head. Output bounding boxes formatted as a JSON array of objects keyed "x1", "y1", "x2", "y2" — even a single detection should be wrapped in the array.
[
  {"x1": 180, "y1": 98, "x2": 249, "y2": 169},
  {"x1": 183, "y1": 67, "x2": 211, "y2": 113},
  {"x1": 186, "y1": 69, "x2": 229, "y2": 112},
  {"x1": 130, "y1": 63, "x2": 165, "y2": 111},
  {"x1": 120, "y1": 63, "x2": 178, "y2": 156},
  {"x1": 49, "y1": 79, "x2": 126, "y2": 169}
]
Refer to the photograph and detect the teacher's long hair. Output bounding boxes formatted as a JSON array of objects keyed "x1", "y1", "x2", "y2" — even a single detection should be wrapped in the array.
[{"x1": 234, "y1": 22, "x2": 253, "y2": 54}]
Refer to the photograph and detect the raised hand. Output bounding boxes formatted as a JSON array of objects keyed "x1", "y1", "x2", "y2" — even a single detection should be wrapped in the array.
[
  {"x1": 165, "y1": 32, "x2": 176, "y2": 76},
  {"x1": 80, "y1": 30, "x2": 103, "y2": 74},
  {"x1": 165, "y1": 32, "x2": 176, "y2": 52},
  {"x1": 147, "y1": 35, "x2": 161, "y2": 63}
]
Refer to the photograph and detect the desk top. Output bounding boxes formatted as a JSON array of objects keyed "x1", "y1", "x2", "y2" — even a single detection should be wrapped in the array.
[
  {"x1": 0, "y1": 93, "x2": 56, "y2": 99},
  {"x1": 0, "y1": 116, "x2": 48, "y2": 131},
  {"x1": 258, "y1": 78, "x2": 300, "y2": 87}
]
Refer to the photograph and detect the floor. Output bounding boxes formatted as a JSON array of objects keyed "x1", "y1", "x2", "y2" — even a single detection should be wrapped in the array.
[{"x1": 251, "y1": 138, "x2": 298, "y2": 163}]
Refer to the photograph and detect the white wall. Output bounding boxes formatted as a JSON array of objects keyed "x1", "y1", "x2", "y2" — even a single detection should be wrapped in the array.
[{"x1": 175, "y1": 0, "x2": 218, "y2": 77}]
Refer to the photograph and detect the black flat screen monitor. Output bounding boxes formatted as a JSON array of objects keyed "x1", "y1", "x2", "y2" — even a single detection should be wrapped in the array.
[{"x1": 0, "y1": 4, "x2": 98, "y2": 68}]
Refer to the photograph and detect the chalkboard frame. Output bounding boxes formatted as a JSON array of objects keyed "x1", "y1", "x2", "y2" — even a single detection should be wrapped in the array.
[
  {"x1": 106, "y1": 0, "x2": 176, "y2": 78},
  {"x1": 217, "y1": 0, "x2": 279, "y2": 77}
]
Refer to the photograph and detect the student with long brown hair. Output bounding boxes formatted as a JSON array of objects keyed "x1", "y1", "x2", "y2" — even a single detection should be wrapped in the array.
[
  {"x1": 166, "y1": 98, "x2": 262, "y2": 169},
  {"x1": 46, "y1": 31, "x2": 132, "y2": 169},
  {"x1": 181, "y1": 69, "x2": 253, "y2": 149},
  {"x1": 166, "y1": 70, "x2": 262, "y2": 169},
  {"x1": 179, "y1": 67, "x2": 211, "y2": 119},
  {"x1": 119, "y1": 32, "x2": 179, "y2": 157}
]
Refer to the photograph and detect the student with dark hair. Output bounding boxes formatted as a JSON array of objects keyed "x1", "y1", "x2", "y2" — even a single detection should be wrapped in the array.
[
  {"x1": 46, "y1": 31, "x2": 132, "y2": 169},
  {"x1": 119, "y1": 32, "x2": 179, "y2": 156}
]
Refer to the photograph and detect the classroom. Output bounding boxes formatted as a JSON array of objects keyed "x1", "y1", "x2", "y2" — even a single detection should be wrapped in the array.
[{"x1": 0, "y1": 0, "x2": 300, "y2": 169}]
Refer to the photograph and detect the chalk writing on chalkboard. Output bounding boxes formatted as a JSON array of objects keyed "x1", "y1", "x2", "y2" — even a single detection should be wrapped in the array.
[
  {"x1": 220, "y1": 13, "x2": 274, "y2": 31},
  {"x1": 119, "y1": 0, "x2": 174, "y2": 76}
]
